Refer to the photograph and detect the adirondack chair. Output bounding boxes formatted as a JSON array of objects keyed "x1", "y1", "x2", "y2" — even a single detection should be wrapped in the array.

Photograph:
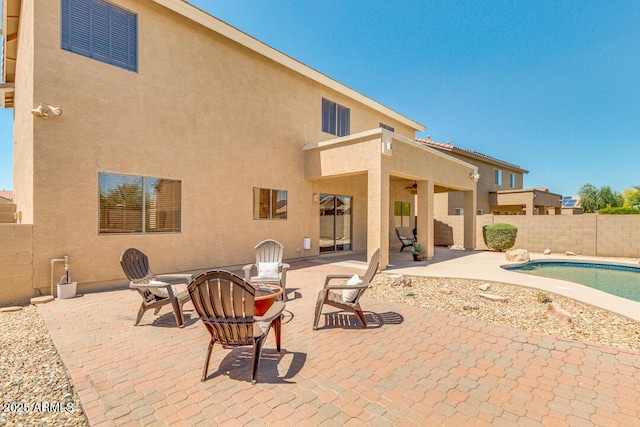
[
  {"x1": 188, "y1": 270, "x2": 285, "y2": 384},
  {"x1": 313, "y1": 248, "x2": 381, "y2": 330},
  {"x1": 395, "y1": 229, "x2": 414, "y2": 252},
  {"x1": 243, "y1": 239, "x2": 290, "y2": 301},
  {"x1": 119, "y1": 248, "x2": 192, "y2": 327}
]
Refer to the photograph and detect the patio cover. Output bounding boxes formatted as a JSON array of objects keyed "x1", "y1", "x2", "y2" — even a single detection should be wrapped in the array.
[{"x1": 304, "y1": 129, "x2": 479, "y2": 268}]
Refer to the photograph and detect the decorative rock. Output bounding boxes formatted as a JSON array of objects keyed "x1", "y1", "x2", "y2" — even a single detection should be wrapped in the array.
[
  {"x1": 478, "y1": 283, "x2": 491, "y2": 291},
  {"x1": 479, "y1": 293, "x2": 509, "y2": 303},
  {"x1": 547, "y1": 302, "x2": 573, "y2": 324},
  {"x1": 566, "y1": 251, "x2": 576, "y2": 256},
  {"x1": 505, "y1": 249, "x2": 530, "y2": 262},
  {"x1": 537, "y1": 292, "x2": 553, "y2": 303},
  {"x1": 438, "y1": 287, "x2": 452, "y2": 294},
  {"x1": 0, "y1": 306, "x2": 23, "y2": 313},
  {"x1": 544, "y1": 249, "x2": 552, "y2": 255},
  {"x1": 449, "y1": 245, "x2": 465, "y2": 251},
  {"x1": 462, "y1": 304, "x2": 479, "y2": 310}
]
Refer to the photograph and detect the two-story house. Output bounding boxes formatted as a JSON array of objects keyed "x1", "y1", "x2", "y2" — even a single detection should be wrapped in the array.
[{"x1": 1, "y1": 0, "x2": 480, "y2": 301}]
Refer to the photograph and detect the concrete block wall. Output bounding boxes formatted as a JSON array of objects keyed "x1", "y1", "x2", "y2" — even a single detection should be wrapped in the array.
[
  {"x1": 438, "y1": 213, "x2": 640, "y2": 259},
  {"x1": 0, "y1": 225, "x2": 34, "y2": 305}
]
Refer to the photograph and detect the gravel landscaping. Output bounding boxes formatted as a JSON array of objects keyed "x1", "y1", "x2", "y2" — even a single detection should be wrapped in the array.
[{"x1": 366, "y1": 274, "x2": 640, "y2": 352}]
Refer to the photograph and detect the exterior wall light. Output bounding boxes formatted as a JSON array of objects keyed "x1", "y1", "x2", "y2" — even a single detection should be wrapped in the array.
[
  {"x1": 31, "y1": 103, "x2": 63, "y2": 118},
  {"x1": 469, "y1": 173, "x2": 480, "y2": 182}
]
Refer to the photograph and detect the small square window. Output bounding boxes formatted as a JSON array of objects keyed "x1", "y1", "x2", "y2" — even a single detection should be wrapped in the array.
[{"x1": 254, "y1": 188, "x2": 287, "y2": 219}]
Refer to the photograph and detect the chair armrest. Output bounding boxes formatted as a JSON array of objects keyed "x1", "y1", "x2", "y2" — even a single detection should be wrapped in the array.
[
  {"x1": 242, "y1": 264, "x2": 255, "y2": 281},
  {"x1": 129, "y1": 280, "x2": 171, "y2": 289},
  {"x1": 323, "y1": 274, "x2": 355, "y2": 288},
  {"x1": 155, "y1": 273, "x2": 193, "y2": 283},
  {"x1": 324, "y1": 283, "x2": 370, "y2": 291},
  {"x1": 280, "y1": 263, "x2": 290, "y2": 272}
]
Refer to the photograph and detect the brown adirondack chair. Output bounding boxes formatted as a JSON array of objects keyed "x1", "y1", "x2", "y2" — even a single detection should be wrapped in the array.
[
  {"x1": 188, "y1": 270, "x2": 285, "y2": 384},
  {"x1": 313, "y1": 248, "x2": 381, "y2": 330},
  {"x1": 119, "y1": 248, "x2": 192, "y2": 328},
  {"x1": 243, "y1": 239, "x2": 290, "y2": 301}
]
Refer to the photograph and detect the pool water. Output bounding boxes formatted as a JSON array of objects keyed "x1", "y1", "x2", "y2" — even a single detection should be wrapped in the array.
[{"x1": 505, "y1": 261, "x2": 640, "y2": 302}]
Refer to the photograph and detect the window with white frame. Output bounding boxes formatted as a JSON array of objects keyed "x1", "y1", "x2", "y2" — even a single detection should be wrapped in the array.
[
  {"x1": 454, "y1": 208, "x2": 464, "y2": 216},
  {"x1": 494, "y1": 169, "x2": 503, "y2": 185},
  {"x1": 322, "y1": 98, "x2": 350, "y2": 137},
  {"x1": 393, "y1": 201, "x2": 411, "y2": 227},
  {"x1": 61, "y1": 0, "x2": 138, "y2": 72},
  {"x1": 510, "y1": 173, "x2": 516, "y2": 188},
  {"x1": 99, "y1": 173, "x2": 181, "y2": 234},
  {"x1": 254, "y1": 188, "x2": 287, "y2": 219}
]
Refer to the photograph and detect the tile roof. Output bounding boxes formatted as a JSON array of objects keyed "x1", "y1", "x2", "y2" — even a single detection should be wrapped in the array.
[
  {"x1": 0, "y1": 190, "x2": 14, "y2": 202},
  {"x1": 416, "y1": 136, "x2": 528, "y2": 173}
]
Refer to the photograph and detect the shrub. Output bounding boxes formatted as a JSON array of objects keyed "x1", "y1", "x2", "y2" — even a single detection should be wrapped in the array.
[
  {"x1": 483, "y1": 223, "x2": 518, "y2": 252},
  {"x1": 598, "y1": 206, "x2": 640, "y2": 214}
]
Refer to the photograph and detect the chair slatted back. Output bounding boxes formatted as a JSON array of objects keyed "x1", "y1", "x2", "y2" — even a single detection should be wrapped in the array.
[
  {"x1": 188, "y1": 270, "x2": 257, "y2": 346},
  {"x1": 120, "y1": 248, "x2": 156, "y2": 302},
  {"x1": 254, "y1": 239, "x2": 284, "y2": 264},
  {"x1": 354, "y1": 248, "x2": 381, "y2": 301}
]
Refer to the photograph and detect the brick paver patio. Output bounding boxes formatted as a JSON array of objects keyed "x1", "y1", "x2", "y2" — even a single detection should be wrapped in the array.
[{"x1": 38, "y1": 259, "x2": 640, "y2": 426}]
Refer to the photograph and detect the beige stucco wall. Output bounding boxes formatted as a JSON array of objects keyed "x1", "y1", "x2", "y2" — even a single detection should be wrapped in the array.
[
  {"x1": 12, "y1": 0, "x2": 425, "y2": 295},
  {"x1": 0, "y1": 224, "x2": 33, "y2": 305}
]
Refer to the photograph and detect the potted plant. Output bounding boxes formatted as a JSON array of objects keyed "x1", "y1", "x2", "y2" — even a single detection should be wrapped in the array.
[{"x1": 411, "y1": 243, "x2": 424, "y2": 261}]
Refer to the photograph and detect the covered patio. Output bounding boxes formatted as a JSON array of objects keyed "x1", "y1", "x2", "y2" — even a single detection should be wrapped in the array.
[{"x1": 304, "y1": 128, "x2": 479, "y2": 269}]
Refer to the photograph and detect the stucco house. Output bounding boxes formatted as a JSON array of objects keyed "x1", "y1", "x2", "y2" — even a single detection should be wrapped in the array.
[
  {"x1": 416, "y1": 137, "x2": 562, "y2": 216},
  {"x1": 1, "y1": 0, "x2": 481, "y2": 303}
]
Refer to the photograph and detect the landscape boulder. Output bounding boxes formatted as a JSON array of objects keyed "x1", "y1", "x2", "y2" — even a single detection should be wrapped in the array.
[{"x1": 505, "y1": 249, "x2": 530, "y2": 262}]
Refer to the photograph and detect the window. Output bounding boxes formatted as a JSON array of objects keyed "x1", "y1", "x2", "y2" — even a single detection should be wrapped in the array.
[
  {"x1": 454, "y1": 208, "x2": 464, "y2": 216},
  {"x1": 477, "y1": 209, "x2": 485, "y2": 215},
  {"x1": 99, "y1": 173, "x2": 181, "y2": 234},
  {"x1": 394, "y1": 201, "x2": 411, "y2": 227},
  {"x1": 61, "y1": 0, "x2": 138, "y2": 72},
  {"x1": 494, "y1": 169, "x2": 503, "y2": 185},
  {"x1": 510, "y1": 173, "x2": 516, "y2": 188},
  {"x1": 379, "y1": 122, "x2": 395, "y2": 132},
  {"x1": 254, "y1": 188, "x2": 287, "y2": 219},
  {"x1": 322, "y1": 98, "x2": 350, "y2": 136}
]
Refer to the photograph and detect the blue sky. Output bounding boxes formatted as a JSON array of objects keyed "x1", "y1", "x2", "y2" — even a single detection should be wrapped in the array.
[{"x1": 1, "y1": 0, "x2": 639, "y2": 195}]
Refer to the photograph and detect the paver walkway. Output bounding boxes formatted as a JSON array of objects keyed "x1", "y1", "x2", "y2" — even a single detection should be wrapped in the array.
[{"x1": 38, "y1": 258, "x2": 640, "y2": 426}]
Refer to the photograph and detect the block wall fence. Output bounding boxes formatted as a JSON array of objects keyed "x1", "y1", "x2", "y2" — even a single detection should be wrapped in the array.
[{"x1": 435, "y1": 213, "x2": 640, "y2": 258}]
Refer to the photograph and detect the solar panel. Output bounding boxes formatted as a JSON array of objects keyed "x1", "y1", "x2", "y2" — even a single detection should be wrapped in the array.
[{"x1": 565, "y1": 199, "x2": 577, "y2": 207}]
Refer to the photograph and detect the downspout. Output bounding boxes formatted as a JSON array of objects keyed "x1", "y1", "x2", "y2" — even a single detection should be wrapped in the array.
[{"x1": 50, "y1": 256, "x2": 69, "y2": 297}]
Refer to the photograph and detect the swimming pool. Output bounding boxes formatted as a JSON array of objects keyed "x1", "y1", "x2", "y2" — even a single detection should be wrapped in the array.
[{"x1": 504, "y1": 260, "x2": 640, "y2": 302}]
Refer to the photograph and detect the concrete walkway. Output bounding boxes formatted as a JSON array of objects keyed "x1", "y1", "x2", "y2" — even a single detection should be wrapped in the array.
[{"x1": 38, "y1": 250, "x2": 640, "y2": 426}]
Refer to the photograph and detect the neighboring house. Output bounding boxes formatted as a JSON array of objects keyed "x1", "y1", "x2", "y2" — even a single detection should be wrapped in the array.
[
  {"x1": 561, "y1": 195, "x2": 583, "y2": 215},
  {"x1": 416, "y1": 137, "x2": 562, "y2": 216},
  {"x1": 0, "y1": 190, "x2": 13, "y2": 203},
  {"x1": 1, "y1": 0, "x2": 479, "y2": 297}
]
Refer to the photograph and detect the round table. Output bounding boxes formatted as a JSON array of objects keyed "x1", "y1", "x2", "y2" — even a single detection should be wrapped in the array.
[{"x1": 254, "y1": 283, "x2": 283, "y2": 316}]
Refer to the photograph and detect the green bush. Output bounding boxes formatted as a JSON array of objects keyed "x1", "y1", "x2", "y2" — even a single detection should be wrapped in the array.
[
  {"x1": 482, "y1": 223, "x2": 518, "y2": 252},
  {"x1": 598, "y1": 206, "x2": 640, "y2": 214}
]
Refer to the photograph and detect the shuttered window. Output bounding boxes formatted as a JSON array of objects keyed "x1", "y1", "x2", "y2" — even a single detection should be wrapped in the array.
[
  {"x1": 61, "y1": 0, "x2": 138, "y2": 72},
  {"x1": 99, "y1": 173, "x2": 181, "y2": 234},
  {"x1": 322, "y1": 98, "x2": 350, "y2": 137}
]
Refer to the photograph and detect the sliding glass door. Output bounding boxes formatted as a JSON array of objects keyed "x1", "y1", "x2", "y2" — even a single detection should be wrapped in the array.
[{"x1": 319, "y1": 194, "x2": 352, "y2": 253}]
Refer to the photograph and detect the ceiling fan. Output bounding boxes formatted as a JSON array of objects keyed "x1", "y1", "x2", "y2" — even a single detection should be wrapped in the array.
[{"x1": 405, "y1": 181, "x2": 418, "y2": 191}]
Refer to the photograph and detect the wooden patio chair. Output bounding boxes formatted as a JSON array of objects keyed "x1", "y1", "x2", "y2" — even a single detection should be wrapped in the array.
[
  {"x1": 119, "y1": 248, "x2": 193, "y2": 328},
  {"x1": 188, "y1": 270, "x2": 285, "y2": 384},
  {"x1": 243, "y1": 239, "x2": 290, "y2": 301},
  {"x1": 313, "y1": 248, "x2": 381, "y2": 330},
  {"x1": 395, "y1": 229, "x2": 414, "y2": 252}
]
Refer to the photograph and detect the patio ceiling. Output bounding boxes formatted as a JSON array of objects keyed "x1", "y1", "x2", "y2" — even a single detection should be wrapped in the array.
[{"x1": 1, "y1": 0, "x2": 20, "y2": 107}]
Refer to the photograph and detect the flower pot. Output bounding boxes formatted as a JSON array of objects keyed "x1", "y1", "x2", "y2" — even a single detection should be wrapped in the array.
[
  {"x1": 57, "y1": 281, "x2": 77, "y2": 299},
  {"x1": 412, "y1": 253, "x2": 422, "y2": 261}
]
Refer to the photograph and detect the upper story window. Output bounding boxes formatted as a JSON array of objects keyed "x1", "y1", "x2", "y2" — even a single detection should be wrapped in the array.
[
  {"x1": 322, "y1": 98, "x2": 350, "y2": 137},
  {"x1": 494, "y1": 169, "x2": 503, "y2": 186},
  {"x1": 61, "y1": 0, "x2": 138, "y2": 72},
  {"x1": 510, "y1": 173, "x2": 516, "y2": 188},
  {"x1": 99, "y1": 173, "x2": 181, "y2": 234},
  {"x1": 254, "y1": 188, "x2": 287, "y2": 220},
  {"x1": 380, "y1": 122, "x2": 395, "y2": 132}
]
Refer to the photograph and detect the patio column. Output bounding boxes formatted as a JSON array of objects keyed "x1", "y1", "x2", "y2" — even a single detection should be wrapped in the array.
[
  {"x1": 416, "y1": 179, "x2": 433, "y2": 260},
  {"x1": 463, "y1": 190, "x2": 476, "y2": 250},
  {"x1": 367, "y1": 166, "x2": 390, "y2": 269}
]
